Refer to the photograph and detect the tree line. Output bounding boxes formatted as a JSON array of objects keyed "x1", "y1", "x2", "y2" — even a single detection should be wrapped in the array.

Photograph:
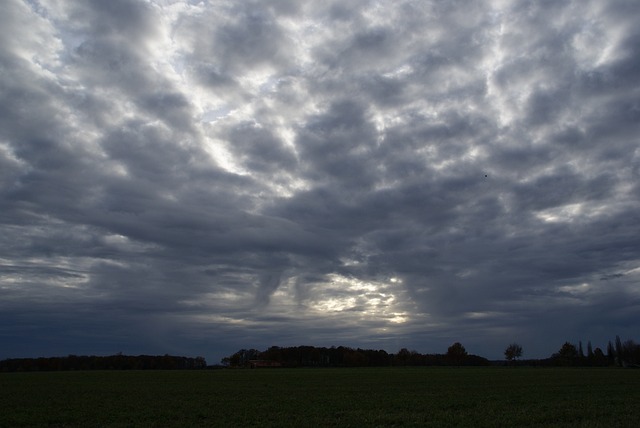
[
  {"x1": 223, "y1": 335, "x2": 640, "y2": 368},
  {"x1": 221, "y1": 342, "x2": 490, "y2": 368},
  {"x1": 0, "y1": 354, "x2": 207, "y2": 372},
  {"x1": 2, "y1": 335, "x2": 637, "y2": 371},
  {"x1": 538, "y1": 336, "x2": 640, "y2": 367}
]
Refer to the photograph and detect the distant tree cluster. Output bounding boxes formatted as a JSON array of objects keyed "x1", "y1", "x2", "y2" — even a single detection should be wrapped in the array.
[
  {"x1": 222, "y1": 335, "x2": 640, "y2": 369},
  {"x1": 0, "y1": 354, "x2": 207, "y2": 372},
  {"x1": 500, "y1": 336, "x2": 640, "y2": 367},
  {"x1": 547, "y1": 336, "x2": 640, "y2": 367},
  {"x1": 221, "y1": 343, "x2": 490, "y2": 368}
]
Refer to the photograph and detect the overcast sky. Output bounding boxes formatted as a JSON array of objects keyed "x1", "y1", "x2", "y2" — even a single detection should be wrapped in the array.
[{"x1": 1, "y1": 0, "x2": 639, "y2": 363}]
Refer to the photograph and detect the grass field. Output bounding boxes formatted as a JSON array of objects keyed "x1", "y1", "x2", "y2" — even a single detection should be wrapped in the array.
[{"x1": 1, "y1": 367, "x2": 639, "y2": 427}]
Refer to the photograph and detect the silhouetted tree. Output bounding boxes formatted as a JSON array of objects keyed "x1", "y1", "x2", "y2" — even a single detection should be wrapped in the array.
[
  {"x1": 228, "y1": 349, "x2": 260, "y2": 367},
  {"x1": 592, "y1": 347, "x2": 608, "y2": 367},
  {"x1": 504, "y1": 343, "x2": 523, "y2": 362},
  {"x1": 615, "y1": 335, "x2": 623, "y2": 366},
  {"x1": 558, "y1": 342, "x2": 578, "y2": 357},
  {"x1": 395, "y1": 348, "x2": 412, "y2": 366},
  {"x1": 553, "y1": 342, "x2": 579, "y2": 366},
  {"x1": 607, "y1": 340, "x2": 615, "y2": 364},
  {"x1": 621, "y1": 340, "x2": 640, "y2": 367},
  {"x1": 587, "y1": 341, "x2": 594, "y2": 360},
  {"x1": 446, "y1": 342, "x2": 467, "y2": 365}
]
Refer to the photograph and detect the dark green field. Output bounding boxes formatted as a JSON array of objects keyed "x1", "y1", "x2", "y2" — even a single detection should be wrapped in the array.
[{"x1": 1, "y1": 367, "x2": 639, "y2": 427}]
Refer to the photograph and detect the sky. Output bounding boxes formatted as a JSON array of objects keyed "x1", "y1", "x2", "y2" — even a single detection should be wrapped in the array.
[{"x1": 1, "y1": 0, "x2": 639, "y2": 364}]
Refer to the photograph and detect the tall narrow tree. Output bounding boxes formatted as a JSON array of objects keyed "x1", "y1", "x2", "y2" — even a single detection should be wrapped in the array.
[
  {"x1": 607, "y1": 340, "x2": 615, "y2": 363},
  {"x1": 615, "y1": 336, "x2": 623, "y2": 366}
]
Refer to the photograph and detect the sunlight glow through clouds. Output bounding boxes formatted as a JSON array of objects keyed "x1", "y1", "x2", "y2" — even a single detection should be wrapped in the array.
[
  {"x1": 558, "y1": 283, "x2": 591, "y2": 295},
  {"x1": 464, "y1": 311, "x2": 503, "y2": 320},
  {"x1": 305, "y1": 274, "x2": 410, "y2": 325},
  {"x1": 535, "y1": 203, "x2": 585, "y2": 223},
  {"x1": 535, "y1": 201, "x2": 616, "y2": 224}
]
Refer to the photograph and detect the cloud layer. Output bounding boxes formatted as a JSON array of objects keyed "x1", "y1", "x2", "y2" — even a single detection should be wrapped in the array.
[{"x1": 2, "y1": 0, "x2": 639, "y2": 361}]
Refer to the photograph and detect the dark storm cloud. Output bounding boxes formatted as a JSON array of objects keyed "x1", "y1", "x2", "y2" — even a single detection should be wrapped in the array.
[
  {"x1": 1, "y1": 0, "x2": 640, "y2": 363},
  {"x1": 222, "y1": 121, "x2": 297, "y2": 174}
]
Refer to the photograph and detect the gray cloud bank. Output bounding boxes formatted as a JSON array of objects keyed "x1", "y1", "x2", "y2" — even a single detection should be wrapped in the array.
[{"x1": 1, "y1": 0, "x2": 639, "y2": 362}]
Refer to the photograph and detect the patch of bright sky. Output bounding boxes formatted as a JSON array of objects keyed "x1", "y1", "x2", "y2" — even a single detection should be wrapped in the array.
[
  {"x1": 463, "y1": 311, "x2": 504, "y2": 320},
  {"x1": 13, "y1": 1, "x2": 63, "y2": 66},
  {"x1": 461, "y1": 145, "x2": 486, "y2": 163},
  {"x1": 626, "y1": 266, "x2": 640, "y2": 276},
  {"x1": 481, "y1": 7, "x2": 522, "y2": 129},
  {"x1": 101, "y1": 233, "x2": 160, "y2": 253},
  {"x1": 301, "y1": 274, "x2": 409, "y2": 324},
  {"x1": 558, "y1": 282, "x2": 591, "y2": 296},
  {"x1": 2, "y1": 256, "x2": 91, "y2": 289},
  {"x1": 0, "y1": 141, "x2": 26, "y2": 169},
  {"x1": 200, "y1": 135, "x2": 246, "y2": 175},
  {"x1": 535, "y1": 200, "x2": 622, "y2": 224},
  {"x1": 144, "y1": 1, "x2": 237, "y2": 128},
  {"x1": 572, "y1": 22, "x2": 612, "y2": 69},
  {"x1": 191, "y1": 314, "x2": 254, "y2": 327},
  {"x1": 534, "y1": 202, "x2": 586, "y2": 223},
  {"x1": 570, "y1": 0, "x2": 629, "y2": 70},
  {"x1": 181, "y1": 291, "x2": 250, "y2": 308}
]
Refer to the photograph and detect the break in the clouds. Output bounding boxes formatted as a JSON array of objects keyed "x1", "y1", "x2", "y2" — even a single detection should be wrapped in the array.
[{"x1": 1, "y1": 0, "x2": 639, "y2": 362}]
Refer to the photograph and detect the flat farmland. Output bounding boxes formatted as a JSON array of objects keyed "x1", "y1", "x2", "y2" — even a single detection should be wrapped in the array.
[{"x1": 1, "y1": 367, "x2": 639, "y2": 427}]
